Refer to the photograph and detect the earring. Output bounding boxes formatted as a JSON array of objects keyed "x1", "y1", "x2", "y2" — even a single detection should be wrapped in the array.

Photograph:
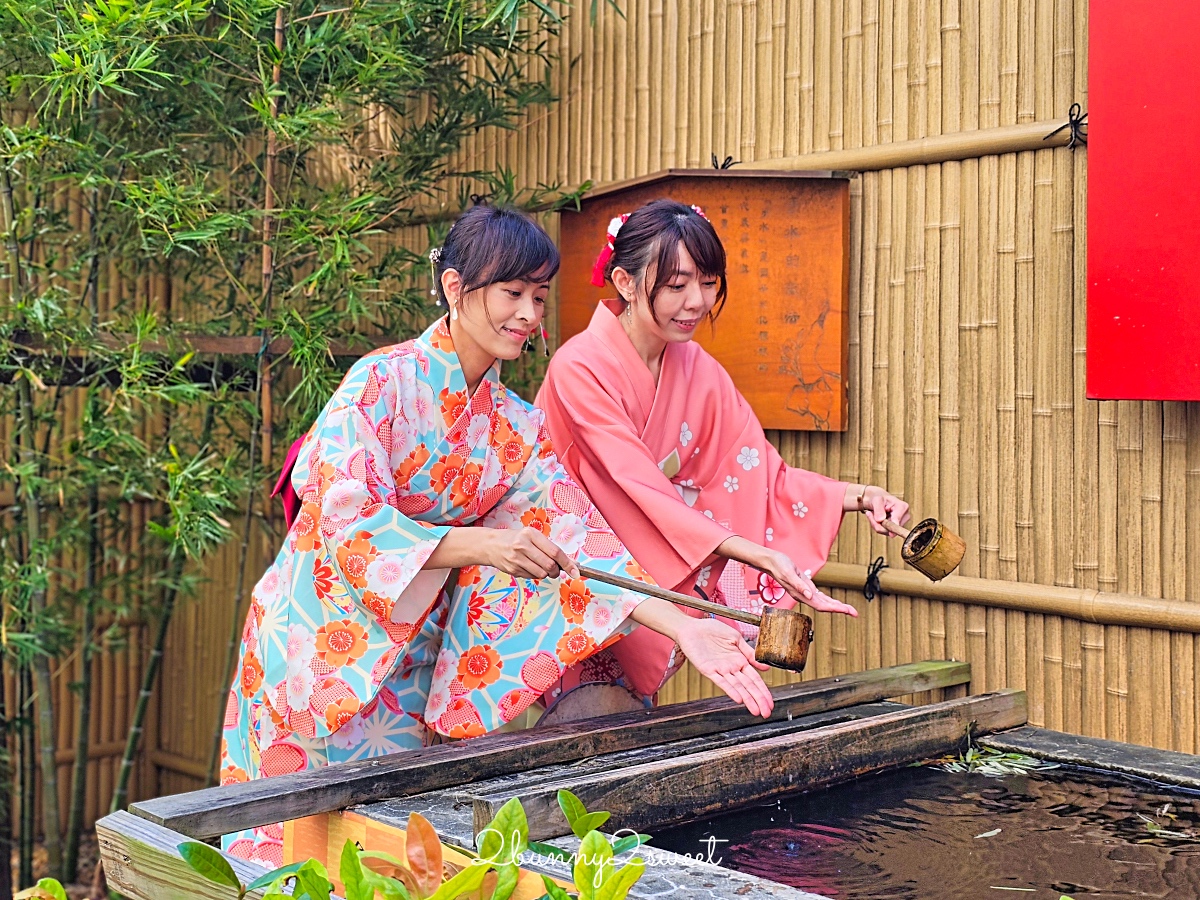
[
  {"x1": 523, "y1": 333, "x2": 536, "y2": 353},
  {"x1": 539, "y1": 325, "x2": 549, "y2": 357},
  {"x1": 450, "y1": 304, "x2": 458, "y2": 321}
]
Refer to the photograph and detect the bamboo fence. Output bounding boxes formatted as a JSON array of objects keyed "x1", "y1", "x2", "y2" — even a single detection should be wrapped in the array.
[{"x1": 27, "y1": 0, "x2": 1200, "y2": 830}]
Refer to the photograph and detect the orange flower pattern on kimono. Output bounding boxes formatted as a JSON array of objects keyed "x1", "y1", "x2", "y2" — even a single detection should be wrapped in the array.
[{"x1": 219, "y1": 317, "x2": 651, "y2": 869}]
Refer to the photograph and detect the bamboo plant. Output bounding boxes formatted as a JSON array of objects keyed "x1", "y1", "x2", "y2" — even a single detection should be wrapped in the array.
[{"x1": 0, "y1": 0, "x2": 580, "y2": 889}]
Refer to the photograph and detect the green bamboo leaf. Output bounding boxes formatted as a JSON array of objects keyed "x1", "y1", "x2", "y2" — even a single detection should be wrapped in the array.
[
  {"x1": 572, "y1": 811, "x2": 610, "y2": 839},
  {"x1": 526, "y1": 840, "x2": 574, "y2": 864},
  {"x1": 427, "y1": 861, "x2": 491, "y2": 900},
  {"x1": 489, "y1": 863, "x2": 521, "y2": 900},
  {"x1": 478, "y1": 797, "x2": 528, "y2": 864},
  {"x1": 340, "y1": 840, "x2": 374, "y2": 900},
  {"x1": 538, "y1": 876, "x2": 573, "y2": 900},
  {"x1": 573, "y1": 831, "x2": 613, "y2": 900},
  {"x1": 557, "y1": 790, "x2": 587, "y2": 829},
  {"x1": 596, "y1": 859, "x2": 645, "y2": 900},
  {"x1": 247, "y1": 862, "x2": 307, "y2": 891},
  {"x1": 294, "y1": 860, "x2": 333, "y2": 900},
  {"x1": 35, "y1": 880, "x2": 68, "y2": 900},
  {"x1": 610, "y1": 833, "x2": 651, "y2": 856},
  {"x1": 178, "y1": 841, "x2": 241, "y2": 889}
]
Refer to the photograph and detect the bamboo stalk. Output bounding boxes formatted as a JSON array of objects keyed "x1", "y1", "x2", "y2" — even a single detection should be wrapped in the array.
[
  {"x1": 64, "y1": 486, "x2": 99, "y2": 880},
  {"x1": 111, "y1": 556, "x2": 186, "y2": 814},
  {"x1": 800, "y1": 0, "x2": 815, "y2": 153},
  {"x1": 815, "y1": 563, "x2": 1200, "y2": 633},
  {"x1": 17, "y1": 375, "x2": 64, "y2": 878},
  {"x1": 770, "y1": 0, "x2": 787, "y2": 158},
  {"x1": 0, "y1": 662, "x2": 11, "y2": 900},
  {"x1": 19, "y1": 663, "x2": 35, "y2": 885},
  {"x1": 878, "y1": 0, "x2": 893, "y2": 144}
]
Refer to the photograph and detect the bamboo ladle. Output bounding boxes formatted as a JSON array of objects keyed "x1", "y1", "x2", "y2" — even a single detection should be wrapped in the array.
[
  {"x1": 880, "y1": 517, "x2": 967, "y2": 581},
  {"x1": 577, "y1": 564, "x2": 814, "y2": 673}
]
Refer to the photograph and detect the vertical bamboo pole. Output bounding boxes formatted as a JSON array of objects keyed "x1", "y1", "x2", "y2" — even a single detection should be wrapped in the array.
[
  {"x1": 868, "y1": 168, "x2": 891, "y2": 672},
  {"x1": 660, "y1": 0, "x2": 678, "y2": 167},
  {"x1": 783, "y1": 0, "x2": 803, "y2": 157},
  {"x1": 1143, "y1": 404, "x2": 1172, "y2": 750},
  {"x1": 829, "y1": 0, "x2": 844, "y2": 151},
  {"x1": 1164, "y1": 402, "x2": 1192, "y2": 751},
  {"x1": 700, "y1": 0, "x2": 715, "y2": 162},
  {"x1": 1188, "y1": 405, "x2": 1200, "y2": 753},
  {"x1": 610, "y1": 0, "x2": 626, "y2": 180},
  {"x1": 799, "y1": 0, "x2": 815, "y2": 153},
  {"x1": 878, "y1": 0, "x2": 893, "y2": 145},
  {"x1": 713, "y1": 0, "x2": 730, "y2": 158},
  {"x1": 645, "y1": 0, "x2": 661, "y2": 173},
  {"x1": 770, "y1": 0, "x2": 788, "y2": 158}
]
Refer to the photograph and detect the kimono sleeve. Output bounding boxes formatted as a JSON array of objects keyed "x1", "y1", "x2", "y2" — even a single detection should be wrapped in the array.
[
  {"x1": 473, "y1": 407, "x2": 650, "y2": 652},
  {"x1": 264, "y1": 354, "x2": 451, "y2": 742},
  {"x1": 545, "y1": 364, "x2": 732, "y2": 591}
]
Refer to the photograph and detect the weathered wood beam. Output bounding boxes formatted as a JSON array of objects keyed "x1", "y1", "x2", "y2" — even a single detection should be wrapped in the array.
[
  {"x1": 95, "y1": 810, "x2": 308, "y2": 900},
  {"x1": 130, "y1": 661, "x2": 969, "y2": 839},
  {"x1": 474, "y1": 689, "x2": 1027, "y2": 841},
  {"x1": 460, "y1": 700, "x2": 909, "y2": 836}
]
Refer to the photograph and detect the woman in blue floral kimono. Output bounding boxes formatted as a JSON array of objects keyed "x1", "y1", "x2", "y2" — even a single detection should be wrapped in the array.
[{"x1": 220, "y1": 205, "x2": 774, "y2": 866}]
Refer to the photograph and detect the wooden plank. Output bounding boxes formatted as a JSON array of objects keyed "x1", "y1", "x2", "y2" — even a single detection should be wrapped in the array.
[
  {"x1": 459, "y1": 700, "x2": 910, "y2": 836},
  {"x1": 96, "y1": 810, "x2": 294, "y2": 900},
  {"x1": 980, "y1": 725, "x2": 1200, "y2": 791},
  {"x1": 130, "y1": 661, "x2": 969, "y2": 838},
  {"x1": 473, "y1": 689, "x2": 1027, "y2": 841}
]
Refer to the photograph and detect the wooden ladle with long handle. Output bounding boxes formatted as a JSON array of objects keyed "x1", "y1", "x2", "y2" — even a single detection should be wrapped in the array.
[
  {"x1": 880, "y1": 516, "x2": 966, "y2": 581},
  {"x1": 577, "y1": 564, "x2": 814, "y2": 673}
]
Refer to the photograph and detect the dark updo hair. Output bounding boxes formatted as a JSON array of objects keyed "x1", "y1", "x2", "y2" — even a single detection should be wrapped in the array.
[
  {"x1": 603, "y1": 199, "x2": 728, "y2": 323},
  {"x1": 433, "y1": 204, "x2": 560, "y2": 308}
]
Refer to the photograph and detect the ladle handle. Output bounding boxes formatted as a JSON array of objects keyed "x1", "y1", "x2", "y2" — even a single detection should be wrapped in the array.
[
  {"x1": 881, "y1": 519, "x2": 911, "y2": 539},
  {"x1": 577, "y1": 564, "x2": 762, "y2": 627}
]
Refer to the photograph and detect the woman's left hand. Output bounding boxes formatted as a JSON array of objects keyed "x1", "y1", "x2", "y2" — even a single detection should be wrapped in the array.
[
  {"x1": 757, "y1": 549, "x2": 859, "y2": 617},
  {"x1": 674, "y1": 617, "x2": 775, "y2": 718},
  {"x1": 859, "y1": 486, "x2": 910, "y2": 536}
]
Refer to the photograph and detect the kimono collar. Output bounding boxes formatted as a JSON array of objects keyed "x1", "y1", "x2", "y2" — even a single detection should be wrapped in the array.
[
  {"x1": 415, "y1": 315, "x2": 504, "y2": 409},
  {"x1": 586, "y1": 300, "x2": 668, "y2": 413}
]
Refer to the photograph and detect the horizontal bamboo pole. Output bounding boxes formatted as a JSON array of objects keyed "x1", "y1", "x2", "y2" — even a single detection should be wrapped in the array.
[
  {"x1": 16, "y1": 332, "x2": 376, "y2": 358},
  {"x1": 760, "y1": 119, "x2": 1073, "y2": 172},
  {"x1": 817, "y1": 562, "x2": 1200, "y2": 634},
  {"x1": 403, "y1": 121, "x2": 1076, "y2": 225},
  {"x1": 150, "y1": 750, "x2": 211, "y2": 781}
]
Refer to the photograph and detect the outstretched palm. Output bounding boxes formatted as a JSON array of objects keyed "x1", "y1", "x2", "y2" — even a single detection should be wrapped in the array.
[{"x1": 675, "y1": 618, "x2": 775, "y2": 718}]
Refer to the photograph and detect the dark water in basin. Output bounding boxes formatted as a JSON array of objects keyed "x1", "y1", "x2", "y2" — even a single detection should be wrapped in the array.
[{"x1": 652, "y1": 765, "x2": 1200, "y2": 899}]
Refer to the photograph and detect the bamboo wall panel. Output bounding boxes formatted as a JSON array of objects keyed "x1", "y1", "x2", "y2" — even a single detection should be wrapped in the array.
[
  {"x1": 442, "y1": 0, "x2": 1200, "y2": 758},
  {"x1": 30, "y1": 0, "x2": 1200, "y2": 830}
]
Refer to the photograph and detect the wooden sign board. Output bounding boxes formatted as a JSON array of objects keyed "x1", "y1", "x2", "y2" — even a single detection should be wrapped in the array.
[{"x1": 557, "y1": 170, "x2": 850, "y2": 431}]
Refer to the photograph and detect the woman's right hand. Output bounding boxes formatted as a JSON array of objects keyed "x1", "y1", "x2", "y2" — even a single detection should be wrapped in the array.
[{"x1": 483, "y1": 526, "x2": 580, "y2": 580}]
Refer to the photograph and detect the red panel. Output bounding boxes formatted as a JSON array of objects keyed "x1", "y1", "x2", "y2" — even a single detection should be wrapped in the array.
[{"x1": 1088, "y1": 1, "x2": 1200, "y2": 399}]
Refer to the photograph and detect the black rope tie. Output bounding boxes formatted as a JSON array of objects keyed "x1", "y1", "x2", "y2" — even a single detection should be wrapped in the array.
[
  {"x1": 1044, "y1": 103, "x2": 1088, "y2": 149},
  {"x1": 711, "y1": 153, "x2": 739, "y2": 170},
  {"x1": 863, "y1": 556, "x2": 888, "y2": 602}
]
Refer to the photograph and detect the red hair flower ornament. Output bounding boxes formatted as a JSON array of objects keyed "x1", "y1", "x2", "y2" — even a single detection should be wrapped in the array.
[{"x1": 589, "y1": 205, "x2": 710, "y2": 287}]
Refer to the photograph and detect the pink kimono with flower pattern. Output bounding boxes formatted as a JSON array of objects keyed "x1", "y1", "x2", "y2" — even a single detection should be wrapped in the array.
[{"x1": 535, "y1": 300, "x2": 848, "y2": 699}]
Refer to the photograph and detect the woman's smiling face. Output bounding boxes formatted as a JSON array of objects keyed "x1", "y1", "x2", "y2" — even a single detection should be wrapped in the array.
[
  {"x1": 445, "y1": 272, "x2": 550, "y2": 361},
  {"x1": 626, "y1": 241, "x2": 720, "y2": 344}
]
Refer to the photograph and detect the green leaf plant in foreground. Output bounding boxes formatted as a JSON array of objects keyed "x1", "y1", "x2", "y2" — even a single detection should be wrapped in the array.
[{"x1": 181, "y1": 794, "x2": 649, "y2": 900}]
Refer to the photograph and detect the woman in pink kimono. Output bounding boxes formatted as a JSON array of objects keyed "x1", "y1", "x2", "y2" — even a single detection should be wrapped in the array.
[
  {"x1": 221, "y1": 205, "x2": 773, "y2": 867},
  {"x1": 535, "y1": 199, "x2": 910, "y2": 710}
]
